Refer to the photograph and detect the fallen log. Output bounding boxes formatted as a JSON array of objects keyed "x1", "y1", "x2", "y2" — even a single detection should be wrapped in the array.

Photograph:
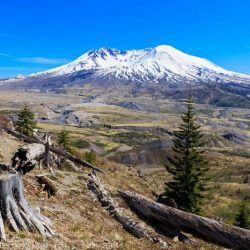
[
  {"x1": 49, "y1": 145, "x2": 102, "y2": 173},
  {"x1": 119, "y1": 190, "x2": 250, "y2": 250},
  {"x1": 0, "y1": 172, "x2": 54, "y2": 241},
  {"x1": 0, "y1": 125, "x2": 38, "y2": 143},
  {"x1": 60, "y1": 159, "x2": 80, "y2": 172},
  {"x1": 87, "y1": 171, "x2": 168, "y2": 248},
  {"x1": 0, "y1": 125, "x2": 102, "y2": 173}
]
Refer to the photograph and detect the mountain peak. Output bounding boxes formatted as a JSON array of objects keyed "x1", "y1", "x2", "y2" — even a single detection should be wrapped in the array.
[
  {"x1": 154, "y1": 44, "x2": 176, "y2": 51},
  {"x1": 87, "y1": 47, "x2": 122, "y2": 57},
  {"x1": 10, "y1": 45, "x2": 250, "y2": 87}
]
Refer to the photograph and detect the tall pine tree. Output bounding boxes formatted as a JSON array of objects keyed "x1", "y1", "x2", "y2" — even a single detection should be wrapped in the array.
[
  {"x1": 15, "y1": 104, "x2": 37, "y2": 136},
  {"x1": 165, "y1": 98, "x2": 208, "y2": 214}
]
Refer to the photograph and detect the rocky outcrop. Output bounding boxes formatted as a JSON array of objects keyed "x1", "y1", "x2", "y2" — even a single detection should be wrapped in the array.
[
  {"x1": 222, "y1": 132, "x2": 248, "y2": 145},
  {"x1": 110, "y1": 138, "x2": 172, "y2": 167}
]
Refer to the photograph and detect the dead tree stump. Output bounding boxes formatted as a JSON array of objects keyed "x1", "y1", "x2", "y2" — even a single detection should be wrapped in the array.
[{"x1": 0, "y1": 173, "x2": 54, "y2": 241}]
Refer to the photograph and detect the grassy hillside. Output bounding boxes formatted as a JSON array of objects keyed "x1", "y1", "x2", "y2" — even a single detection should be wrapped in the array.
[
  {"x1": 0, "y1": 91, "x2": 249, "y2": 249},
  {"x1": 0, "y1": 131, "x2": 223, "y2": 250}
]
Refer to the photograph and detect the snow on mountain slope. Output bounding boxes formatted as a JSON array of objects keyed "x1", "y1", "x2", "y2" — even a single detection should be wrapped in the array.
[
  {"x1": 2, "y1": 45, "x2": 250, "y2": 108},
  {"x1": 29, "y1": 45, "x2": 250, "y2": 84},
  {"x1": 2, "y1": 45, "x2": 250, "y2": 92}
]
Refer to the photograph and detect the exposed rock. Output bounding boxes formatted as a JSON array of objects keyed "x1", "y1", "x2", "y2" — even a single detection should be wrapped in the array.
[
  {"x1": 66, "y1": 111, "x2": 100, "y2": 127},
  {"x1": 236, "y1": 122, "x2": 248, "y2": 129},
  {"x1": 222, "y1": 132, "x2": 248, "y2": 145},
  {"x1": 110, "y1": 138, "x2": 172, "y2": 167},
  {"x1": 112, "y1": 102, "x2": 144, "y2": 111}
]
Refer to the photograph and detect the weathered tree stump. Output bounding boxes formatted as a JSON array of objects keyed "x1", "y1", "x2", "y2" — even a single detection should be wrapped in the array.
[{"x1": 0, "y1": 173, "x2": 54, "y2": 241}]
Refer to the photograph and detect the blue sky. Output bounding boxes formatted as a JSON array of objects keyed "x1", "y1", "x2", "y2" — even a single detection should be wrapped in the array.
[{"x1": 0, "y1": 0, "x2": 250, "y2": 77}]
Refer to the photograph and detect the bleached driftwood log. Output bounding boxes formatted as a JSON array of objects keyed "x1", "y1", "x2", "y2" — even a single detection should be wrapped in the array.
[
  {"x1": 87, "y1": 171, "x2": 168, "y2": 248},
  {"x1": 119, "y1": 190, "x2": 250, "y2": 250},
  {"x1": 0, "y1": 125, "x2": 102, "y2": 173},
  {"x1": 0, "y1": 173, "x2": 54, "y2": 241}
]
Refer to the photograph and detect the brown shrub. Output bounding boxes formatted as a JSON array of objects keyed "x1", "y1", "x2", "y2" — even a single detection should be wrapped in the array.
[{"x1": 0, "y1": 114, "x2": 13, "y2": 129}]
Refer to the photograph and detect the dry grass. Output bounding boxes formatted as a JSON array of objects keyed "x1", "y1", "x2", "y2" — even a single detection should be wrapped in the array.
[
  {"x1": 0, "y1": 91, "x2": 249, "y2": 249},
  {"x1": 0, "y1": 132, "x2": 225, "y2": 250}
]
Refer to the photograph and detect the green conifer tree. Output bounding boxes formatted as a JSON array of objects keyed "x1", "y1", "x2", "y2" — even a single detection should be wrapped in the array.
[
  {"x1": 234, "y1": 201, "x2": 250, "y2": 229},
  {"x1": 58, "y1": 129, "x2": 71, "y2": 152},
  {"x1": 165, "y1": 98, "x2": 208, "y2": 214},
  {"x1": 15, "y1": 104, "x2": 37, "y2": 136}
]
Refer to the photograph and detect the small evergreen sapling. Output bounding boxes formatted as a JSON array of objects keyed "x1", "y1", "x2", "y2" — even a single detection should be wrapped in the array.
[
  {"x1": 15, "y1": 104, "x2": 37, "y2": 136},
  {"x1": 84, "y1": 150, "x2": 96, "y2": 165},
  {"x1": 58, "y1": 129, "x2": 71, "y2": 152},
  {"x1": 234, "y1": 201, "x2": 250, "y2": 229}
]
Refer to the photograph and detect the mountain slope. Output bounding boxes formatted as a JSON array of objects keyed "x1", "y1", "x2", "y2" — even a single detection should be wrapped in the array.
[
  {"x1": 2, "y1": 45, "x2": 250, "y2": 107},
  {"x1": 30, "y1": 45, "x2": 250, "y2": 84}
]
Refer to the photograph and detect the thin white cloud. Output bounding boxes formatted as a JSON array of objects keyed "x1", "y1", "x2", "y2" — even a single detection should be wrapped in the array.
[
  {"x1": 17, "y1": 56, "x2": 70, "y2": 65},
  {"x1": 0, "y1": 66, "x2": 34, "y2": 71},
  {"x1": 0, "y1": 53, "x2": 14, "y2": 57},
  {"x1": 0, "y1": 52, "x2": 70, "y2": 65}
]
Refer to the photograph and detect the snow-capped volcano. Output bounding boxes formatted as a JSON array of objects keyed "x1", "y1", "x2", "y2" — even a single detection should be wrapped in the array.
[
  {"x1": 29, "y1": 45, "x2": 250, "y2": 85},
  {"x1": 2, "y1": 45, "x2": 250, "y2": 92}
]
